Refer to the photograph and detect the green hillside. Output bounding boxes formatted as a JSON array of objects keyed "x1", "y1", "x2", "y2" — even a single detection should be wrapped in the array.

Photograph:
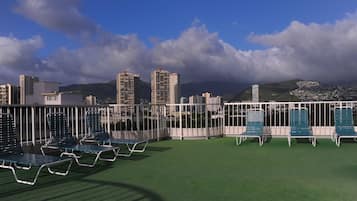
[{"x1": 231, "y1": 79, "x2": 300, "y2": 102}]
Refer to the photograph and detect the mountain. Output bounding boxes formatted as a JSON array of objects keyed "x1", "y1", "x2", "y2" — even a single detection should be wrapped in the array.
[
  {"x1": 230, "y1": 79, "x2": 301, "y2": 102},
  {"x1": 181, "y1": 81, "x2": 248, "y2": 100},
  {"x1": 60, "y1": 80, "x2": 248, "y2": 103}
]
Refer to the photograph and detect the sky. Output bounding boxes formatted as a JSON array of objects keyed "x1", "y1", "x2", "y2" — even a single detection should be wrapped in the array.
[{"x1": 1, "y1": 0, "x2": 357, "y2": 85}]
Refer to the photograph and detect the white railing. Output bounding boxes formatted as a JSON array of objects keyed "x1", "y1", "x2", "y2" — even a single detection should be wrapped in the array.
[
  {"x1": 166, "y1": 104, "x2": 224, "y2": 139},
  {"x1": 1, "y1": 101, "x2": 357, "y2": 145},
  {"x1": 224, "y1": 101, "x2": 357, "y2": 138},
  {"x1": 109, "y1": 104, "x2": 169, "y2": 141}
]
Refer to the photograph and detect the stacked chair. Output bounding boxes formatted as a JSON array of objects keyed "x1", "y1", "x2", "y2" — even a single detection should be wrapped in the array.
[
  {"x1": 81, "y1": 111, "x2": 148, "y2": 157},
  {"x1": 41, "y1": 113, "x2": 120, "y2": 168},
  {"x1": 0, "y1": 113, "x2": 73, "y2": 185}
]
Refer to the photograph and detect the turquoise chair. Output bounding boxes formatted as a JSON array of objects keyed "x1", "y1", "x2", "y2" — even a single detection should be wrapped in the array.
[
  {"x1": 288, "y1": 108, "x2": 316, "y2": 147},
  {"x1": 334, "y1": 107, "x2": 357, "y2": 147},
  {"x1": 236, "y1": 109, "x2": 265, "y2": 146}
]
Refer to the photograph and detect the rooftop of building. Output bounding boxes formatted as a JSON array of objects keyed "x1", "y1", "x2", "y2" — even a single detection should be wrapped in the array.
[{"x1": 1, "y1": 138, "x2": 357, "y2": 201}]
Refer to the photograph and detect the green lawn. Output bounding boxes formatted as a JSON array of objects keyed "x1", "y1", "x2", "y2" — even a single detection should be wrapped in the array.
[{"x1": 1, "y1": 138, "x2": 357, "y2": 201}]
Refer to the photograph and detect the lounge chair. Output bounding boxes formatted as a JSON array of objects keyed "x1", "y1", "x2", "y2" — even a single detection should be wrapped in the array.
[
  {"x1": 334, "y1": 107, "x2": 357, "y2": 147},
  {"x1": 0, "y1": 113, "x2": 73, "y2": 185},
  {"x1": 236, "y1": 109, "x2": 265, "y2": 146},
  {"x1": 288, "y1": 108, "x2": 316, "y2": 147},
  {"x1": 41, "y1": 113, "x2": 120, "y2": 167},
  {"x1": 81, "y1": 111, "x2": 148, "y2": 157}
]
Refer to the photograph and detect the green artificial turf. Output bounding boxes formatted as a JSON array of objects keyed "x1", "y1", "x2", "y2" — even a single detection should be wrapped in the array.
[{"x1": 1, "y1": 138, "x2": 357, "y2": 201}]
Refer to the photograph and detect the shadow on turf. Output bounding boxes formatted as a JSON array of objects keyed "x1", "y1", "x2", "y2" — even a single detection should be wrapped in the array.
[
  {"x1": 0, "y1": 167, "x2": 165, "y2": 201},
  {"x1": 0, "y1": 162, "x2": 113, "y2": 198}
]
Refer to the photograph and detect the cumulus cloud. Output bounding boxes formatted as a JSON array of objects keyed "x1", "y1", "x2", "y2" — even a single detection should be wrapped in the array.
[
  {"x1": 0, "y1": 35, "x2": 44, "y2": 82},
  {"x1": 15, "y1": 0, "x2": 98, "y2": 37},
  {"x1": 5, "y1": 0, "x2": 357, "y2": 84}
]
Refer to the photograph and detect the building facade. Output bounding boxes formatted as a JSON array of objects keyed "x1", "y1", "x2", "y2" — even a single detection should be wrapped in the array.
[
  {"x1": 202, "y1": 92, "x2": 222, "y2": 112},
  {"x1": 151, "y1": 69, "x2": 180, "y2": 105},
  {"x1": 19, "y1": 74, "x2": 39, "y2": 104},
  {"x1": 252, "y1": 84, "x2": 259, "y2": 102},
  {"x1": 26, "y1": 81, "x2": 59, "y2": 105},
  {"x1": 43, "y1": 91, "x2": 83, "y2": 105},
  {"x1": 85, "y1": 95, "x2": 97, "y2": 105},
  {"x1": 0, "y1": 84, "x2": 20, "y2": 105},
  {"x1": 116, "y1": 72, "x2": 140, "y2": 105}
]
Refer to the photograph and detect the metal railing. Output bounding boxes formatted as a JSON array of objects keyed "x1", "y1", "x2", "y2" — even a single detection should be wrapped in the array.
[
  {"x1": 224, "y1": 101, "x2": 357, "y2": 138},
  {"x1": 1, "y1": 101, "x2": 357, "y2": 145}
]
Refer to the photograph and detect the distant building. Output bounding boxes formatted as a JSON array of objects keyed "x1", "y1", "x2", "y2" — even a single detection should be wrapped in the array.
[
  {"x1": 43, "y1": 91, "x2": 83, "y2": 105},
  {"x1": 85, "y1": 95, "x2": 97, "y2": 105},
  {"x1": 116, "y1": 72, "x2": 140, "y2": 105},
  {"x1": 189, "y1": 95, "x2": 206, "y2": 113},
  {"x1": 27, "y1": 81, "x2": 59, "y2": 105},
  {"x1": 202, "y1": 92, "x2": 222, "y2": 112},
  {"x1": 19, "y1": 75, "x2": 39, "y2": 104},
  {"x1": 151, "y1": 68, "x2": 180, "y2": 105},
  {"x1": 252, "y1": 84, "x2": 259, "y2": 102},
  {"x1": 180, "y1": 97, "x2": 188, "y2": 104},
  {"x1": 0, "y1": 84, "x2": 20, "y2": 105}
]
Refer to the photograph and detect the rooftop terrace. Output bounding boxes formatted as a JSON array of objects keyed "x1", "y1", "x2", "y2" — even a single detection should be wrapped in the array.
[{"x1": 1, "y1": 138, "x2": 357, "y2": 201}]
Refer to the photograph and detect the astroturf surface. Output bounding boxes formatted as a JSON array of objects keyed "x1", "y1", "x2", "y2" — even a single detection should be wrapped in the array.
[{"x1": 1, "y1": 138, "x2": 357, "y2": 201}]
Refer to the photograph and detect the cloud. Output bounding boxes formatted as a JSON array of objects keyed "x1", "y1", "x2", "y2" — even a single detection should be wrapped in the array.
[
  {"x1": 0, "y1": 35, "x2": 43, "y2": 82},
  {"x1": 45, "y1": 33, "x2": 150, "y2": 83},
  {"x1": 6, "y1": 0, "x2": 357, "y2": 84},
  {"x1": 15, "y1": 0, "x2": 98, "y2": 37}
]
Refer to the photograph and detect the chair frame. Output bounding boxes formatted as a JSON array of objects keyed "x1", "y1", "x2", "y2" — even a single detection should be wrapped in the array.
[
  {"x1": 236, "y1": 109, "x2": 265, "y2": 146},
  {"x1": 0, "y1": 113, "x2": 73, "y2": 185},
  {"x1": 288, "y1": 108, "x2": 316, "y2": 147},
  {"x1": 82, "y1": 111, "x2": 148, "y2": 157},
  {"x1": 41, "y1": 113, "x2": 120, "y2": 167},
  {"x1": 333, "y1": 106, "x2": 357, "y2": 147}
]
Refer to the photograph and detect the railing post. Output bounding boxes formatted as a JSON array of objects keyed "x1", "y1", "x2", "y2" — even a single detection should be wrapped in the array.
[
  {"x1": 179, "y1": 104, "x2": 183, "y2": 140},
  {"x1": 205, "y1": 104, "x2": 209, "y2": 140},
  {"x1": 75, "y1": 107, "x2": 79, "y2": 138},
  {"x1": 31, "y1": 106, "x2": 35, "y2": 145},
  {"x1": 136, "y1": 105, "x2": 140, "y2": 135},
  {"x1": 106, "y1": 106, "x2": 111, "y2": 134},
  {"x1": 156, "y1": 105, "x2": 160, "y2": 141}
]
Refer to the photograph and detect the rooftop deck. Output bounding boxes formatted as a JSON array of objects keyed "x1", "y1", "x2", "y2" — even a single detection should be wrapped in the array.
[{"x1": 1, "y1": 138, "x2": 357, "y2": 201}]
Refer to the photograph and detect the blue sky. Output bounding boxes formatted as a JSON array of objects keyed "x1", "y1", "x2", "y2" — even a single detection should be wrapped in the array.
[{"x1": 1, "y1": 0, "x2": 357, "y2": 84}]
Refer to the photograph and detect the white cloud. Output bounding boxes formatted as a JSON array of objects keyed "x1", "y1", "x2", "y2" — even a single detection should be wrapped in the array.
[
  {"x1": 6, "y1": 0, "x2": 357, "y2": 84},
  {"x1": 15, "y1": 0, "x2": 98, "y2": 37}
]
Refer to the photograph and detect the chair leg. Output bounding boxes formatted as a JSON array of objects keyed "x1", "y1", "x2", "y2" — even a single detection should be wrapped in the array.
[
  {"x1": 259, "y1": 137, "x2": 263, "y2": 146},
  {"x1": 99, "y1": 148, "x2": 120, "y2": 161},
  {"x1": 336, "y1": 137, "x2": 341, "y2": 147},
  {"x1": 312, "y1": 137, "x2": 317, "y2": 147},
  {"x1": 47, "y1": 160, "x2": 73, "y2": 176},
  {"x1": 288, "y1": 136, "x2": 291, "y2": 147},
  {"x1": 61, "y1": 152, "x2": 100, "y2": 168}
]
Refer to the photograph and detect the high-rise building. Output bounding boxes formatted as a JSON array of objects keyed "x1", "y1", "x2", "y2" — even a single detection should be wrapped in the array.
[
  {"x1": 19, "y1": 75, "x2": 39, "y2": 104},
  {"x1": 85, "y1": 95, "x2": 97, "y2": 105},
  {"x1": 169, "y1": 73, "x2": 180, "y2": 105},
  {"x1": 151, "y1": 68, "x2": 180, "y2": 105},
  {"x1": 0, "y1": 84, "x2": 20, "y2": 105},
  {"x1": 252, "y1": 84, "x2": 259, "y2": 102},
  {"x1": 116, "y1": 72, "x2": 140, "y2": 105}
]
